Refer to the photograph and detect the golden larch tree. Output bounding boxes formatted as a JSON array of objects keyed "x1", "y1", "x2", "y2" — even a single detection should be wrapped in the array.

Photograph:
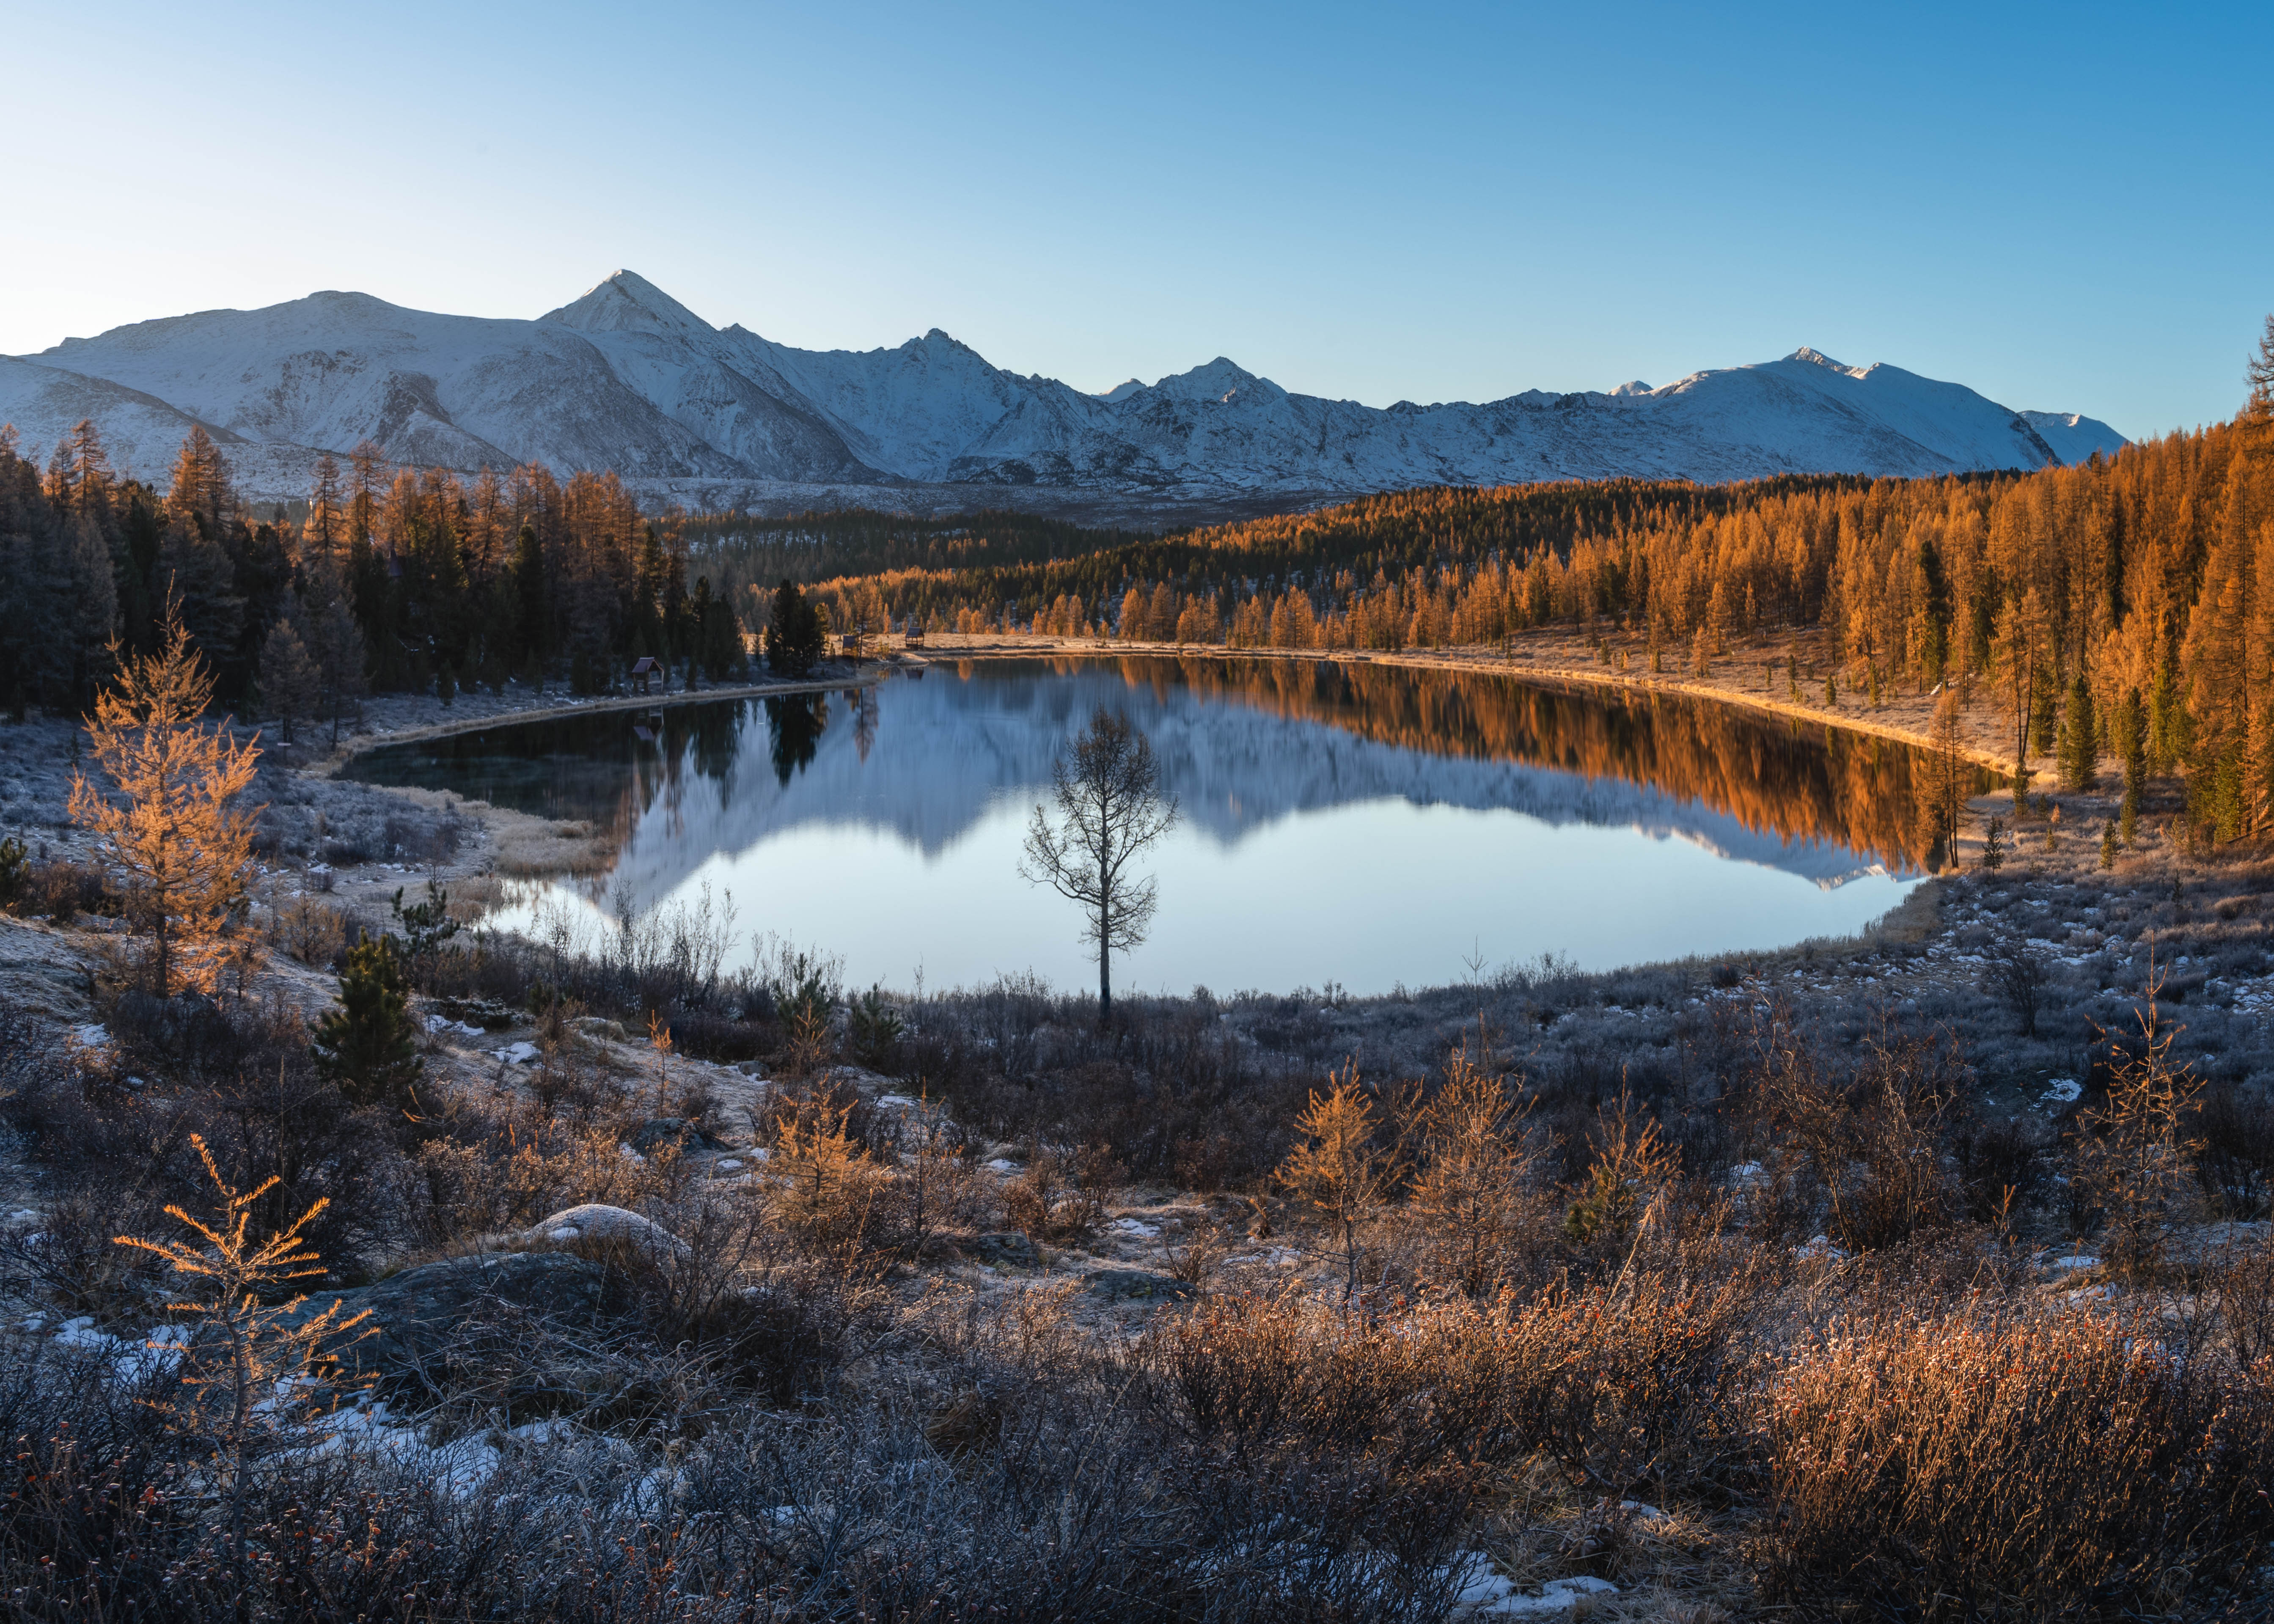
[
  {"x1": 69, "y1": 610, "x2": 261, "y2": 995},
  {"x1": 1277, "y1": 1065, "x2": 1399, "y2": 1301}
]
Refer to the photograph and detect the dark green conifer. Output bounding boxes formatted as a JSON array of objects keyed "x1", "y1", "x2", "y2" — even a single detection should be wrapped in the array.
[{"x1": 313, "y1": 937, "x2": 423, "y2": 1113}]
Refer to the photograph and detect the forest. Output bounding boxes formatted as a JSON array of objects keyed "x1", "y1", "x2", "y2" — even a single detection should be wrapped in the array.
[
  {"x1": 0, "y1": 430, "x2": 750, "y2": 734},
  {"x1": 5, "y1": 325, "x2": 2271, "y2": 847},
  {"x1": 797, "y1": 345, "x2": 2274, "y2": 844}
]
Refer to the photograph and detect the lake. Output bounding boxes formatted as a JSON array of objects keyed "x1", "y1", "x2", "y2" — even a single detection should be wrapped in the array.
[{"x1": 345, "y1": 655, "x2": 1949, "y2": 997}]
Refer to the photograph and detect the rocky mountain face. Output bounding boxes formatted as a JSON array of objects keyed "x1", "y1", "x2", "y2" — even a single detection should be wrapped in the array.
[{"x1": 2, "y1": 270, "x2": 2126, "y2": 515}]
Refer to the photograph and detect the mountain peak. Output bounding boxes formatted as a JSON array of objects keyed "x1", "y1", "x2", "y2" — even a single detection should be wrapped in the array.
[
  {"x1": 542, "y1": 270, "x2": 712, "y2": 336},
  {"x1": 1148, "y1": 356, "x2": 1287, "y2": 405},
  {"x1": 1787, "y1": 346, "x2": 1869, "y2": 377}
]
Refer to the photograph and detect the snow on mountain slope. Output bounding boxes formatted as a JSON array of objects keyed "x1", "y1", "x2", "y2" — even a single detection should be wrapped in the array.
[
  {"x1": 5, "y1": 269, "x2": 2126, "y2": 506},
  {"x1": 0, "y1": 354, "x2": 230, "y2": 474},
  {"x1": 539, "y1": 272, "x2": 879, "y2": 481},
  {"x1": 30, "y1": 289, "x2": 745, "y2": 482},
  {"x1": 2020, "y1": 409, "x2": 2126, "y2": 464}
]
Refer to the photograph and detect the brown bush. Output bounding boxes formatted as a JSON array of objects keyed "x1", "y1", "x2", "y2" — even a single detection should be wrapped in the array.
[
  {"x1": 16, "y1": 857, "x2": 115, "y2": 924},
  {"x1": 1001, "y1": 1146, "x2": 1112, "y2": 1242},
  {"x1": 269, "y1": 892, "x2": 348, "y2": 966},
  {"x1": 1755, "y1": 1302, "x2": 2274, "y2": 1618}
]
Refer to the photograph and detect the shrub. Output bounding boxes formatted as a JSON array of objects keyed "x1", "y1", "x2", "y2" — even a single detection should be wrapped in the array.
[
  {"x1": 269, "y1": 892, "x2": 348, "y2": 966},
  {"x1": 1757, "y1": 1304, "x2": 2274, "y2": 1618},
  {"x1": 311, "y1": 937, "x2": 423, "y2": 1113}
]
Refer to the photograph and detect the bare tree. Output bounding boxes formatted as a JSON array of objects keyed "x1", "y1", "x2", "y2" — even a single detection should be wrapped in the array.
[
  {"x1": 1020, "y1": 706, "x2": 1178, "y2": 1022},
  {"x1": 2248, "y1": 312, "x2": 2274, "y2": 420}
]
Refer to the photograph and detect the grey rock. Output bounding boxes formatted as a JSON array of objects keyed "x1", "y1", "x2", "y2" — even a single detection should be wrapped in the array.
[
  {"x1": 626, "y1": 1117, "x2": 725, "y2": 1155},
  {"x1": 964, "y1": 1232, "x2": 1041, "y2": 1268},
  {"x1": 1083, "y1": 1269, "x2": 1196, "y2": 1303},
  {"x1": 521, "y1": 1203, "x2": 690, "y2": 1262},
  {"x1": 296, "y1": 1250, "x2": 621, "y2": 1398}
]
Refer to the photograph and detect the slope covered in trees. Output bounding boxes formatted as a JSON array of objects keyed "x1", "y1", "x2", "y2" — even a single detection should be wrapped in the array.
[
  {"x1": 0, "y1": 427, "x2": 749, "y2": 725},
  {"x1": 804, "y1": 324, "x2": 2274, "y2": 843}
]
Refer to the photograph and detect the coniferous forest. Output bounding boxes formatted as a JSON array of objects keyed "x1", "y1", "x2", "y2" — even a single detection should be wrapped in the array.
[{"x1": 0, "y1": 430, "x2": 750, "y2": 734}]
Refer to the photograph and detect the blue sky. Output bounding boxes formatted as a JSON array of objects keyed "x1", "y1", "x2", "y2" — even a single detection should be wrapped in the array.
[{"x1": 3, "y1": 1, "x2": 2267, "y2": 438}]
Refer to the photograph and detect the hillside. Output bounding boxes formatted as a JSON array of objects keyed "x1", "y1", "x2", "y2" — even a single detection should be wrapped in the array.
[{"x1": 1, "y1": 272, "x2": 2125, "y2": 514}]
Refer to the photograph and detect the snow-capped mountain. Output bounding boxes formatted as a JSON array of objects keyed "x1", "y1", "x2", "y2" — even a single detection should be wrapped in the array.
[{"x1": 2, "y1": 270, "x2": 2126, "y2": 512}]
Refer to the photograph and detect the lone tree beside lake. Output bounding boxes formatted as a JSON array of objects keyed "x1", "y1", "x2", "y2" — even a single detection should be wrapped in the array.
[{"x1": 1020, "y1": 706, "x2": 1178, "y2": 1022}]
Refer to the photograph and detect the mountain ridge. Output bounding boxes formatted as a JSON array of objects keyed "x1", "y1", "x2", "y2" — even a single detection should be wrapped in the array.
[{"x1": 1, "y1": 270, "x2": 2128, "y2": 516}]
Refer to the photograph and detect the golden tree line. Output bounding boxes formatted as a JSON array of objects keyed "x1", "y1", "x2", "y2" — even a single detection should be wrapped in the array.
[{"x1": 810, "y1": 335, "x2": 2274, "y2": 839}]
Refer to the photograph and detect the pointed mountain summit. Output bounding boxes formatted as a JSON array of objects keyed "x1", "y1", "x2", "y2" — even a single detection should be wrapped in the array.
[
  {"x1": 543, "y1": 270, "x2": 715, "y2": 336},
  {"x1": 1140, "y1": 357, "x2": 1288, "y2": 406},
  {"x1": 0, "y1": 272, "x2": 2128, "y2": 508}
]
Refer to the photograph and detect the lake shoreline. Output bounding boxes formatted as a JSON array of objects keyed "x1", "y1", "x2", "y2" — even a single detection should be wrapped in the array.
[{"x1": 904, "y1": 630, "x2": 2023, "y2": 777}]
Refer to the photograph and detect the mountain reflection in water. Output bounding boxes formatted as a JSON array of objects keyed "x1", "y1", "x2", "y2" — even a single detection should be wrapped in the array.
[{"x1": 348, "y1": 657, "x2": 1960, "y2": 992}]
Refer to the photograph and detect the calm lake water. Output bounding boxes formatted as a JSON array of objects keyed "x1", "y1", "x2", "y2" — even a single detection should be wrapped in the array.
[{"x1": 346, "y1": 656, "x2": 1948, "y2": 997}]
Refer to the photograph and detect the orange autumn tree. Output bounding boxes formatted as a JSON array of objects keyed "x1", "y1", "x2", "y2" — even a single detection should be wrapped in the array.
[{"x1": 69, "y1": 609, "x2": 261, "y2": 995}]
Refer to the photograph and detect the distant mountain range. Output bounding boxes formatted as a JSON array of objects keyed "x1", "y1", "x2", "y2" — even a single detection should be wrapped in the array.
[{"x1": 0, "y1": 271, "x2": 2126, "y2": 518}]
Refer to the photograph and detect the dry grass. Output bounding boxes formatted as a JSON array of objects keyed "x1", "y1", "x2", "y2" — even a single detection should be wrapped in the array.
[
  {"x1": 1756, "y1": 1300, "x2": 2274, "y2": 1618},
  {"x1": 488, "y1": 812, "x2": 613, "y2": 877}
]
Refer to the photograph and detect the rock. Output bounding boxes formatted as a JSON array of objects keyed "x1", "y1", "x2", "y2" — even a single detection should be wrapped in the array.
[
  {"x1": 625, "y1": 1117, "x2": 726, "y2": 1155},
  {"x1": 964, "y1": 1232, "x2": 1041, "y2": 1268},
  {"x1": 298, "y1": 1251, "x2": 621, "y2": 1399},
  {"x1": 1083, "y1": 1269, "x2": 1196, "y2": 1303},
  {"x1": 521, "y1": 1203, "x2": 690, "y2": 1263},
  {"x1": 440, "y1": 996, "x2": 518, "y2": 1031}
]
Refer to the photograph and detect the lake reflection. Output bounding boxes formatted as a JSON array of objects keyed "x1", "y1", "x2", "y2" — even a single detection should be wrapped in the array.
[{"x1": 348, "y1": 657, "x2": 1950, "y2": 995}]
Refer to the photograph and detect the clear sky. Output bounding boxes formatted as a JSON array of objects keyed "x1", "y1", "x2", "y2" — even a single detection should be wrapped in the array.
[{"x1": 3, "y1": 1, "x2": 2267, "y2": 440}]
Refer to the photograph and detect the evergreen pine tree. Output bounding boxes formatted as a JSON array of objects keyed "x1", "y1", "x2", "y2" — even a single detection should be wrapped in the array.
[
  {"x1": 257, "y1": 618, "x2": 321, "y2": 746},
  {"x1": 765, "y1": 579, "x2": 823, "y2": 676},
  {"x1": 2120, "y1": 686, "x2": 2145, "y2": 844},
  {"x1": 312, "y1": 937, "x2": 423, "y2": 1113},
  {"x1": 2059, "y1": 676, "x2": 2098, "y2": 790}
]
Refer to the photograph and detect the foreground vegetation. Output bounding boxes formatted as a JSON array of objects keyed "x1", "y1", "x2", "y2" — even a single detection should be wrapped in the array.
[
  {"x1": 7, "y1": 627, "x2": 2274, "y2": 1616},
  {"x1": 4, "y1": 326, "x2": 2274, "y2": 1619}
]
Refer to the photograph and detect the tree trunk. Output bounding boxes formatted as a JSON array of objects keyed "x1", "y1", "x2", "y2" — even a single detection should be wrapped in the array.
[{"x1": 1097, "y1": 897, "x2": 1112, "y2": 1023}]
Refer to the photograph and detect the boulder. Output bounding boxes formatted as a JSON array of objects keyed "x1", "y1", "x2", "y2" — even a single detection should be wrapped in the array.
[
  {"x1": 297, "y1": 1251, "x2": 620, "y2": 1399},
  {"x1": 964, "y1": 1232, "x2": 1042, "y2": 1268},
  {"x1": 523, "y1": 1203, "x2": 690, "y2": 1263},
  {"x1": 1083, "y1": 1269, "x2": 1196, "y2": 1303},
  {"x1": 625, "y1": 1117, "x2": 727, "y2": 1156}
]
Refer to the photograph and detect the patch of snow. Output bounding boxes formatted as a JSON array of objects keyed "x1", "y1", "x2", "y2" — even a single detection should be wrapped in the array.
[
  {"x1": 2041, "y1": 1078, "x2": 2082, "y2": 1105},
  {"x1": 1456, "y1": 1566, "x2": 1620, "y2": 1617},
  {"x1": 494, "y1": 1040, "x2": 541, "y2": 1065}
]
